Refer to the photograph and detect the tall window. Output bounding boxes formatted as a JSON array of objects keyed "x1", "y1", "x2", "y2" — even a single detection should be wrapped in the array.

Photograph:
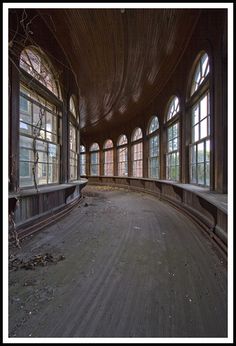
[
  {"x1": 19, "y1": 47, "x2": 61, "y2": 187},
  {"x1": 189, "y1": 52, "x2": 210, "y2": 186},
  {"x1": 103, "y1": 140, "x2": 114, "y2": 176},
  {"x1": 80, "y1": 145, "x2": 86, "y2": 176},
  {"x1": 131, "y1": 128, "x2": 143, "y2": 177},
  {"x1": 90, "y1": 143, "x2": 100, "y2": 176},
  {"x1": 117, "y1": 135, "x2": 128, "y2": 176},
  {"x1": 69, "y1": 96, "x2": 78, "y2": 181},
  {"x1": 147, "y1": 116, "x2": 160, "y2": 178},
  {"x1": 166, "y1": 96, "x2": 180, "y2": 181}
]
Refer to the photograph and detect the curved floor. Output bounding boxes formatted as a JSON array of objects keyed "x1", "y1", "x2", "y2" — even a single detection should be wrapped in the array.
[{"x1": 9, "y1": 185, "x2": 227, "y2": 338}]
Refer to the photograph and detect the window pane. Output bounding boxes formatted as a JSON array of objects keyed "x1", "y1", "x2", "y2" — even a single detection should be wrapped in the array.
[
  {"x1": 167, "y1": 97, "x2": 179, "y2": 120},
  {"x1": 118, "y1": 147, "x2": 128, "y2": 176},
  {"x1": 20, "y1": 95, "x2": 31, "y2": 114},
  {"x1": 197, "y1": 142, "x2": 204, "y2": 162},
  {"x1": 20, "y1": 135, "x2": 33, "y2": 148},
  {"x1": 200, "y1": 118, "x2": 208, "y2": 139},
  {"x1": 49, "y1": 163, "x2": 59, "y2": 183},
  {"x1": 117, "y1": 135, "x2": 128, "y2": 146},
  {"x1": 148, "y1": 116, "x2": 159, "y2": 134},
  {"x1": 33, "y1": 104, "x2": 46, "y2": 128},
  {"x1": 19, "y1": 148, "x2": 32, "y2": 161},
  {"x1": 38, "y1": 151, "x2": 48, "y2": 163},
  {"x1": 20, "y1": 98, "x2": 32, "y2": 124},
  {"x1": 193, "y1": 125, "x2": 199, "y2": 142},
  {"x1": 48, "y1": 143, "x2": 58, "y2": 162},
  {"x1": 104, "y1": 139, "x2": 113, "y2": 149},
  {"x1": 80, "y1": 145, "x2": 85, "y2": 153},
  {"x1": 36, "y1": 140, "x2": 47, "y2": 152},
  {"x1": 20, "y1": 122, "x2": 32, "y2": 135},
  {"x1": 191, "y1": 145, "x2": 197, "y2": 164},
  {"x1": 201, "y1": 53, "x2": 209, "y2": 77},
  {"x1": 197, "y1": 163, "x2": 205, "y2": 185},
  {"x1": 38, "y1": 162, "x2": 48, "y2": 185},
  {"x1": 206, "y1": 140, "x2": 210, "y2": 162},
  {"x1": 173, "y1": 123, "x2": 178, "y2": 137},
  {"x1": 90, "y1": 143, "x2": 99, "y2": 151},
  {"x1": 132, "y1": 128, "x2": 142, "y2": 141},
  {"x1": 132, "y1": 143, "x2": 143, "y2": 177},
  {"x1": 104, "y1": 149, "x2": 113, "y2": 176},
  {"x1": 205, "y1": 162, "x2": 210, "y2": 186},
  {"x1": 70, "y1": 97, "x2": 76, "y2": 118},
  {"x1": 168, "y1": 127, "x2": 173, "y2": 140},
  {"x1": 200, "y1": 95, "x2": 208, "y2": 119},
  {"x1": 191, "y1": 164, "x2": 197, "y2": 183},
  {"x1": 20, "y1": 162, "x2": 34, "y2": 186},
  {"x1": 173, "y1": 138, "x2": 178, "y2": 151},
  {"x1": 192, "y1": 105, "x2": 199, "y2": 125}
]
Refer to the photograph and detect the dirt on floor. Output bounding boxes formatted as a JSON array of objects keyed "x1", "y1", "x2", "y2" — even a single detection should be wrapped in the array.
[{"x1": 8, "y1": 185, "x2": 227, "y2": 338}]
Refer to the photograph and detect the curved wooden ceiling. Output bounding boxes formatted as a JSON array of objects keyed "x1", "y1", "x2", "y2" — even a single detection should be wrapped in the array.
[{"x1": 37, "y1": 9, "x2": 201, "y2": 135}]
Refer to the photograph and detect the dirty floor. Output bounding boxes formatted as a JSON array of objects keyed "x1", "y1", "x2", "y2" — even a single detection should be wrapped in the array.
[{"x1": 8, "y1": 185, "x2": 227, "y2": 338}]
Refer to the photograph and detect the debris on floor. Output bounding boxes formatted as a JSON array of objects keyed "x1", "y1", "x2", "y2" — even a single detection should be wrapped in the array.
[{"x1": 9, "y1": 253, "x2": 65, "y2": 271}]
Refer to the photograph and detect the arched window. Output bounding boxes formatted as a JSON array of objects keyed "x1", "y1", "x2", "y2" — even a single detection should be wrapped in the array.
[
  {"x1": 131, "y1": 128, "x2": 143, "y2": 177},
  {"x1": 20, "y1": 46, "x2": 60, "y2": 98},
  {"x1": 19, "y1": 47, "x2": 61, "y2": 187},
  {"x1": 189, "y1": 52, "x2": 210, "y2": 186},
  {"x1": 147, "y1": 116, "x2": 160, "y2": 178},
  {"x1": 166, "y1": 96, "x2": 180, "y2": 181},
  {"x1": 103, "y1": 139, "x2": 114, "y2": 176},
  {"x1": 90, "y1": 143, "x2": 100, "y2": 176},
  {"x1": 190, "y1": 52, "x2": 210, "y2": 96},
  {"x1": 117, "y1": 135, "x2": 128, "y2": 176},
  {"x1": 80, "y1": 145, "x2": 86, "y2": 176},
  {"x1": 69, "y1": 96, "x2": 79, "y2": 181},
  {"x1": 69, "y1": 97, "x2": 77, "y2": 118}
]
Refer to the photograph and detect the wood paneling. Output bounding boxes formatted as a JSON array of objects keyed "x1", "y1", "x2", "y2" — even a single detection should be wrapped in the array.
[{"x1": 36, "y1": 9, "x2": 201, "y2": 135}]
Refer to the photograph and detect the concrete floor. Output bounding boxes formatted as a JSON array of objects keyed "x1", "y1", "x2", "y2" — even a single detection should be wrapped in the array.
[{"x1": 9, "y1": 185, "x2": 227, "y2": 338}]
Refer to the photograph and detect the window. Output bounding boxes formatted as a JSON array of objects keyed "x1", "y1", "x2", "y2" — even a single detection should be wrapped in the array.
[
  {"x1": 80, "y1": 145, "x2": 86, "y2": 176},
  {"x1": 103, "y1": 140, "x2": 114, "y2": 176},
  {"x1": 69, "y1": 97, "x2": 77, "y2": 118},
  {"x1": 147, "y1": 116, "x2": 160, "y2": 178},
  {"x1": 20, "y1": 47, "x2": 60, "y2": 98},
  {"x1": 69, "y1": 97, "x2": 78, "y2": 181},
  {"x1": 166, "y1": 96, "x2": 180, "y2": 181},
  {"x1": 131, "y1": 128, "x2": 143, "y2": 177},
  {"x1": 190, "y1": 52, "x2": 210, "y2": 96},
  {"x1": 117, "y1": 135, "x2": 128, "y2": 176},
  {"x1": 19, "y1": 84, "x2": 60, "y2": 187},
  {"x1": 189, "y1": 52, "x2": 210, "y2": 186},
  {"x1": 19, "y1": 47, "x2": 62, "y2": 187},
  {"x1": 90, "y1": 143, "x2": 100, "y2": 176},
  {"x1": 69, "y1": 123, "x2": 77, "y2": 180}
]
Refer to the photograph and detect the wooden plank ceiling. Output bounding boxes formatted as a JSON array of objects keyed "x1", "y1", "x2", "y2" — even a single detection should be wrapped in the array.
[{"x1": 37, "y1": 9, "x2": 201, "y2": 135}]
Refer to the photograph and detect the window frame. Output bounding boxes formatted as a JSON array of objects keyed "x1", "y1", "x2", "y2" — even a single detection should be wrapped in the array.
[
  {"x1": 117, "y1": 135, "x2": 128, "y2": 177},
  {"x1": 188, "y1": 53, "x2": 211, "y2": 187},
  {"x1": 80, "y1": 145, "x2": 86, "y2": 176},
  {"x1": 131, "y1": 128, "x2": 143, "y2": 178},
  {"x1": 69, "y1": 96, "x2": 79, "y2": 181},
  {"x1": 165, "y1": 97, "x2": 180, "y2": 182},
  {"x1": 103, "y1": 139, "x2": 114, "y2": 176},
  {"x1": 19, "y1": 81, "x2": 61, "y2": 188},
  {"x1": 147, "y1": 116, "x2": 160, "y2": 179},
  {"x1": 89, "y1": 143, "x2": 100, "y2": 176}
]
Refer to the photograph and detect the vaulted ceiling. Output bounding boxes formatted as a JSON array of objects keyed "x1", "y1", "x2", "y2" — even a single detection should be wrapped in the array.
[{"x1": 11, "y1": 8, "x2": 202, "y2": 136}]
